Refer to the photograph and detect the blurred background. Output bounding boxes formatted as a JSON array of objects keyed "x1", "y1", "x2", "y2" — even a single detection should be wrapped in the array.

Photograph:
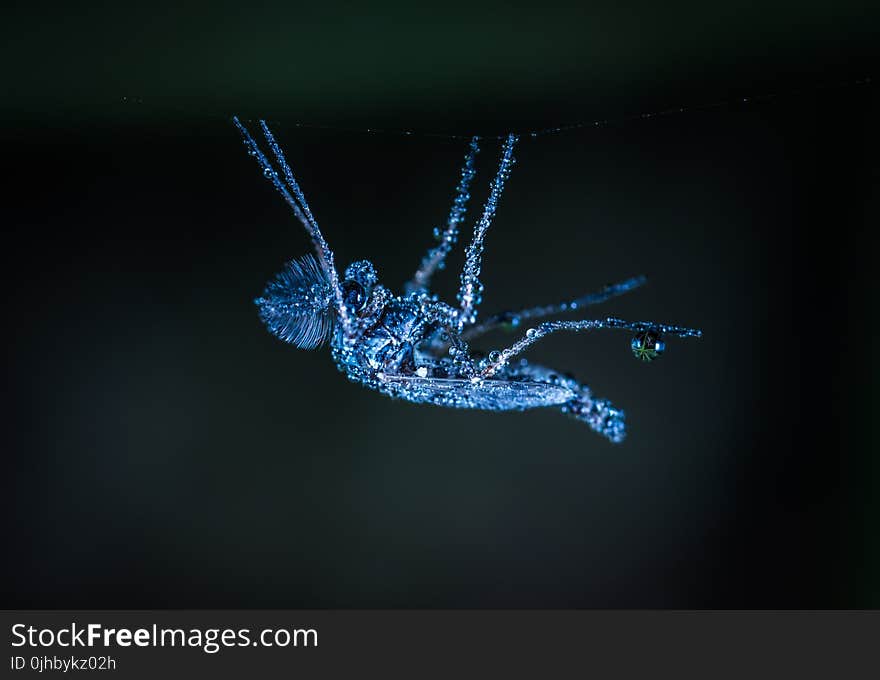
[{"x1": 2, "y1": 1, "x2": 878, "y2": 607}]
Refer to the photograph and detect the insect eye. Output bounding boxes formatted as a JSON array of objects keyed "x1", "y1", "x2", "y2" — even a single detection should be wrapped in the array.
[{"x1": 342, "y1": 280, "x2": 367, "y2": 313}]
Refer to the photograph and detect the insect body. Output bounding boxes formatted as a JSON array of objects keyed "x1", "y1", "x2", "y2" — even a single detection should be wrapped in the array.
[{"x1": 235, "y1": 118, "x2": 702, "y2": 442}]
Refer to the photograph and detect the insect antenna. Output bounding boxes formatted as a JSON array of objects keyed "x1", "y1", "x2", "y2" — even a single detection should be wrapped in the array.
[
  {"x1": 233, "y1": 117, "x2": 352, "y2": 333},
  {"x1": 254, "y1": 254, "x2": 335, "y2": 349}
]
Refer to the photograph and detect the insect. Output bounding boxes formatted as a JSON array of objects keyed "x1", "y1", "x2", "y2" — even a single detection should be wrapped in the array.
[{"x1": 234, "y1": 117, "x2": 702, "y2": 442}]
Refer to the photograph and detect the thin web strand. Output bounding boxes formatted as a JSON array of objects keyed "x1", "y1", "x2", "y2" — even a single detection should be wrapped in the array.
[{"x1": 274, "y1": 77, "x2": 872, "y2": 141}]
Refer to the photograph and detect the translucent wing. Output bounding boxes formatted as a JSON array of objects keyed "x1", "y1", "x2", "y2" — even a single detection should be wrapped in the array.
[{"x1": 378, "y1": 375, "x2": 576, "y2": 411}]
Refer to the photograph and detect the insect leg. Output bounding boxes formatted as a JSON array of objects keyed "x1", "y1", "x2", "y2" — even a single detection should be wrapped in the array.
[
  {"x1": 479, "y1": 317, "x2": 702, "y2": 378},
  {"x1": 233, "y1": 117, "x2": 352, "y2": 333},
  {"x1": 504, "y1": 360, "x2": 627, "y2": 442},
  {"x1": 461, "y1": 275, "x2": 647, "y2": 341},
  {"x1": 438, "y1": 326, "x2": 479, "y2": 377},
  {"x1": 457, "y1": 133, "x2": 519, "y2": 329},
  {"x1": 562, "y1": 388, "x2": 627, "y2": 443},
  {"x1": 405, "y1": 137, "x2": 480, "y2": 293}
]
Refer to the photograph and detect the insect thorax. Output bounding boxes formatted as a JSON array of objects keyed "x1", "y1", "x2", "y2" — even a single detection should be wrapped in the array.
[{"x1": 332, "y1": 296, "x2": 428, "y2": 382}]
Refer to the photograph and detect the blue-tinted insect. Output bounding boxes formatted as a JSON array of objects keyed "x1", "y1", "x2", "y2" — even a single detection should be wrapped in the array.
[{"x1": 235, "y1": 118, "x2": 702, "y2": 442}]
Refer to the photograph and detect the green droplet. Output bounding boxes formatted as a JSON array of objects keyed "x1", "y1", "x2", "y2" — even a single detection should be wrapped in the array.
[{"x1": 631, "y1": 330, "x2": 665, "y2": 362}]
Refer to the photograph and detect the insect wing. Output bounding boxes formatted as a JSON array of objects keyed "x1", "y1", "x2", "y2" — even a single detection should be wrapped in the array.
[{"x1": 379, "y1": 375, "x2": 576, "y2": 410}]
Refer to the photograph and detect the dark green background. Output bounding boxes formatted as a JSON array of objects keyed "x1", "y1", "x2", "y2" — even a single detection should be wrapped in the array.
[{"x1": 3, "y1": 2, "x2": 878, "y2": 607}]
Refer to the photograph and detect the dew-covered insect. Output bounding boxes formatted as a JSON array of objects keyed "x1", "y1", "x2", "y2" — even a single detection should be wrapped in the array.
[{"x1": 235, "y1": 117, "x2": 702, "y2": 442}]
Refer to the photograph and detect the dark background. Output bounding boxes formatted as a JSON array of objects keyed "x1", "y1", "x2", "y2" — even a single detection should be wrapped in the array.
[{"x1": 3, "y1": 2, "x2": 878, "y2": 607}]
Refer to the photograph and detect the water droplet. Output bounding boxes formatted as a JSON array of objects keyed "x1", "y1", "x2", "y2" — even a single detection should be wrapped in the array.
[
  {"x1": 631, "y1": 330, "x2": 665, "y2": 362},
  {"x1": 488, "y1": 350, "x2": 502, "y2": 363},
  {"x1": 526, "y1": 328, "x2": 538, "y2": 339},
  {"x1": 415, "y1": 366, "x2": 428, "y2": 378}
]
